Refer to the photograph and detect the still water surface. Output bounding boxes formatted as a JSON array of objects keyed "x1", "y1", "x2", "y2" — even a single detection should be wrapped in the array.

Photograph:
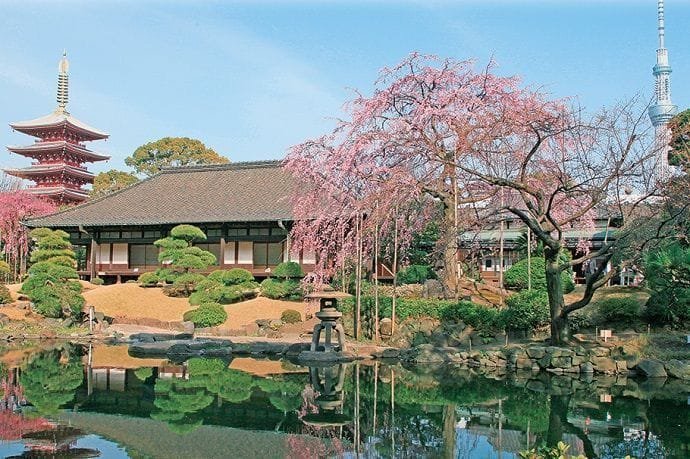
[{"x1": 0, "y1": 343, "x2": 688, "y2": 458}]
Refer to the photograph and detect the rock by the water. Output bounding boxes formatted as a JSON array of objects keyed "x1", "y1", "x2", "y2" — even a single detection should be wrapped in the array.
[
  {"x1": 636, "y1": 359, "x2": 668, "y2": 378},
  {"x1": 580, "y1": 362, "x2": 594, "y2": 373},
  {"x1": 664, "y1": 360, "x2": 690, "y2": 379}
]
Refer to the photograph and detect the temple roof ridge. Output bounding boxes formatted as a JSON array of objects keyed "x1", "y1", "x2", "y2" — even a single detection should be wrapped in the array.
[{"x1": 159, "y1": 159, "x2": 282, "y2": 174}]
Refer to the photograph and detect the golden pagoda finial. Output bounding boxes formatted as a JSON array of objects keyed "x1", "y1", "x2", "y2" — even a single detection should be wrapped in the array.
[{"x1": 56, "y1": 51, "x2": 69, "y2": 113}]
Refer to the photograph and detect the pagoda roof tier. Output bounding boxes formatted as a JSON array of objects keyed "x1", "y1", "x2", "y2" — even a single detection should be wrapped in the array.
[
  {"x1": 10, "y1": 110, "x2": 109, "y2": 142},
  {"x1": 5, "y1": 164, "x2": 95, "y2": 181},
  {"x1": 21, "y1": 186, "x2": 90, "y2": 202},
  {"x1": 7, "y1": 140, "x2": 110, "y2": 162}
]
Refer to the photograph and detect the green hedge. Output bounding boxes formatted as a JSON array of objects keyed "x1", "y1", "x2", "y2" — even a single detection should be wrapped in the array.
[
  {"x1": 207, "y1": 268, "x2": 255, "y2": 286},
  {"x1": 597, "y1": 297, "x2": 640, "y2": 323},
  {"x1": 504, "y1": 257, "x2": 575, "y2": 294},
  {"x1": 183, "y1": 302, "x2": 228, "y2": 327},
  {"x1": 503, "y1": 290, "x2": 550, "y2": 331},
  {"x1": 280, "y1": 309, "x2": 302, "y2": 324},
  {"x1": 340, "y1": 296, "x2": 503, "y2": 332},
  {"x1": 138, "y1": 272, "x2": 159, "y2": 287},
  {"x1": 272, "y1": 262, "x2": 304, "y2": 279},
  {"x1": 396, "y1": 264, "x2": 435, "y2": 285},
  {"x1": 260, "y1": 278, "x2": 301, "y2": 300}
]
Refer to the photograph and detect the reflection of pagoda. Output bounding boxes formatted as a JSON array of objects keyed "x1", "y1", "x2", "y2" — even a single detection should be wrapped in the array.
[{"x1": 5, "y1": 53, "x2": 109, "y2": 204}]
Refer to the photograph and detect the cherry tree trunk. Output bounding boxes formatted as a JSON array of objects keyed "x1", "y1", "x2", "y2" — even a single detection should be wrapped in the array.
[
  {"x1": 441, "y1": 199, "x2": 459, "y2": 299},
  {"x1": 545, "y1": 249, "x2": 568, "y2": 345}
]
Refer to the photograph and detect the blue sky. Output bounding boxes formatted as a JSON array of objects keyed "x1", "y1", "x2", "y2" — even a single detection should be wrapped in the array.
[{"x1": 0, "y1": 0, "x2": 688, "y2": 174}]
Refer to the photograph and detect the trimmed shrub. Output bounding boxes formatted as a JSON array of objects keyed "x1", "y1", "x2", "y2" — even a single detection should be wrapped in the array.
[
  {"x1": 90, "y1": 278, "x2": 105, "y2": 286},
  {"x1": 396, "y1": 264, "x2": 435, "y2": 285},
  {"x1": 208, "y1": 268, "x2": 255, "y2": 286},
  {"x1": 21, "y1": 231, "x2": 84, "y2": 319},
  {"x1": 597, "y1": 297, "x2": 640, "y2": 324},
  {"x1": 183, "y1": 302, "x2": 227, "y2": 328},
  {"x1": 281, "y1": 309, "x2": 302, "y2": 324},
  {"x1": 155, "y1": 268, "x2": 181, "y2": 284},
  {"x1": 171, "y1": 273, "x2": 206, "y2": 297},
  {"x1": 504, "y1": 257, "x2": 575, "y2": 294},
  {"x1": 189, "y1": 280, "x2": 248, "y2": 306},
  {"x1": 30, "y1": 282, "x2": 85, "y2": 318},
  {"x1": 0, "y1": 284, "x2": 13, "y2": 304},
  {"x1": 272, "y1": 262, "x2": 304, "y2": 279},
  {"x1": 503, "y1": 290, "x2": 550, "y2": 331},
  {"x1": 138, "y1": 272, "x2": 159, "y2": 287},
  {"x1": 645, "y1": 290, "x2": 690, "y2": 325},
  {"x1": 261, "y1": 279, "x2": 301, "y2": 300}
]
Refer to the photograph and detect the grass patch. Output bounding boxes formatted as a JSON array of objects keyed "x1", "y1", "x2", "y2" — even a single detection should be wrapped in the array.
[{"x1": 642, "y1": 333, "x2": 690, "y2": 361}]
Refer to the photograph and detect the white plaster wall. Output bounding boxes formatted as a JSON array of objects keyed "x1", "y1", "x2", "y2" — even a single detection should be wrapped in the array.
[
  {"x1": 224, "y1": 241, "x2": 236, "y2": 264},
  {"x1": 238, "y1": 241, "x2": 253, "y2": 264}
]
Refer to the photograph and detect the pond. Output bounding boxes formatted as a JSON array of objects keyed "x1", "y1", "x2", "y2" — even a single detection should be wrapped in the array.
[{"x1": 0, "y1": 343, "x2": 689, "y2": 458}]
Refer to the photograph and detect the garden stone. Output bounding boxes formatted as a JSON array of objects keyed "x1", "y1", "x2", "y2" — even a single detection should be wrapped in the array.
[
  {"x1": 571, "y1": 355, "x2": 586, "y2": 366},
  {"x1": 664, "y1": 360, "x2": 690, "y2": 379},
  {"x1": 379, "y1": 318, "x2": 393, "y2": 336},
  {"x1": 422, "y1": 279, "x2": 444, "y2": 298},
  {"x1": 636, "y1": 359, "x2": 667, "y2": 378},
  {"x1": 551, "y1": 356, "x2": 572, "y2": 368},
  {"x1": 526, "y1": 346, "x2": 547, "y2": 359},
  {"x1": 591, "y1": 356, "x2": 617, "y2": 373},
  {"x1": 592, "y1": 347, "x2": 610, "y2": 357},
  {"x1": 580, "y1": 362, "x2": 594, "y2": 373},
  {"x1": 615, "y1": 360, "x2": 628, "y2": 374},
  {"x1": 537, "y1": 354, "x2": 552, "y2": 369},
  {"x1": 516, "y1": 358, "x2": 533, "y2": 369}
]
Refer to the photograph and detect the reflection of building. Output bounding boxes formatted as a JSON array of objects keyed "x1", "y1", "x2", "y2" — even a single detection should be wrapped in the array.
[
  {"x1": 26, "y1": 161, "x2": 316, "y2": 282},
  {"x1": 5, "y1": 53, "x2": 109, "y2": 204}
]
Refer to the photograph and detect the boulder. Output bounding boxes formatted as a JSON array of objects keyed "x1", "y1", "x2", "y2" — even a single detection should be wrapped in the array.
[
  {"x1": 379, "y1": 318, "x2": 393, "y2": 336},
  {"x1": 516, "y1": 358, "x2": 533, "y2": 369},
  {"x1": 422, "y1": 279, "x2": 444, "y2": 298},
  {"x1": 664, "y1": 360, "x2": 690, "y2": 379},
  {"x1": 551, "y1": 356, "x2": 572, "y2": 369},
  {"x1": 526, "y1": 346, "x2": 547, "y2": 359},
  {"x1": 615, "y1": 360, "x2": 628, "y2": 374},
  {"x1": 580, "y1": 362, "x2": 594, "y2": 373},
  {"x1": 592, "y1": 347, "x2": 611, "y2": 357},
  {"x1": 591, "y1": 356, "x2": 617, "y2": 373},
  {"x1": 636, "y1": 359, "x2": 667, "y2": 378},
  {"x1": 381, "y1": 348, "x2": 400, "y2": 359}
]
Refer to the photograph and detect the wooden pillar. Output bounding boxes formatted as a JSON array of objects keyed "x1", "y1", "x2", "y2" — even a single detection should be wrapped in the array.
[
  {"x1": 89, "y1": 237, "x2": 98, "y2": 281},
  {"x1": 219, "y1": 237, "x2": 225, "y2": 267}
]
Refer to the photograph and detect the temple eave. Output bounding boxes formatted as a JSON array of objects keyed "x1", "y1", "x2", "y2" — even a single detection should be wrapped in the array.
[{"x1": 7, "y1": 143, "x2": 110, "y2": 162}]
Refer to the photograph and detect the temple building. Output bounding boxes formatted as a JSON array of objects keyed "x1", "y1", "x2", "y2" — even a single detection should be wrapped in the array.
[
  {"x1": 25, "y1": 160, "x2": 316, "y2": 282},
  {"x1": 5, "y1": 53, "x2": 109, "y2": 204}
]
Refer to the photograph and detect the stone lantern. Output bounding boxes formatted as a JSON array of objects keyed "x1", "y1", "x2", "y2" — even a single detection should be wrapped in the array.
[{"x1": 305, "y1": 286, "x2": 351, "y2": 353}]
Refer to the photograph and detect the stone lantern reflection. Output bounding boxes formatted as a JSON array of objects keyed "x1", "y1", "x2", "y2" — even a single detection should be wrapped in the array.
[
  {"x1": 302, "y1": 363, "x2": 351, "y2": 428},
  {"x1": 305, "y1": 286, "x2": 351, "y2": 353}
]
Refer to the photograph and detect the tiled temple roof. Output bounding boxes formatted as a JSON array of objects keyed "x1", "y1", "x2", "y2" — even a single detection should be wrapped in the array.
[{"x1": 26, "y1": 160, "x2": 296, "y2": 227}]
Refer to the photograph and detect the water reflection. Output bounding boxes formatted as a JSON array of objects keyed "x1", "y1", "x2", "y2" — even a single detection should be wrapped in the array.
[{"x1": 0, "y1": 344, "x2": 689, "y2": 458}]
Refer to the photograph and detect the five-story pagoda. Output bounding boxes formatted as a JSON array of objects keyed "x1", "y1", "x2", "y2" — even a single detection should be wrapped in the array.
[{"x1": 5, "y1": 53, "x2": 109, "y2": 204}]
